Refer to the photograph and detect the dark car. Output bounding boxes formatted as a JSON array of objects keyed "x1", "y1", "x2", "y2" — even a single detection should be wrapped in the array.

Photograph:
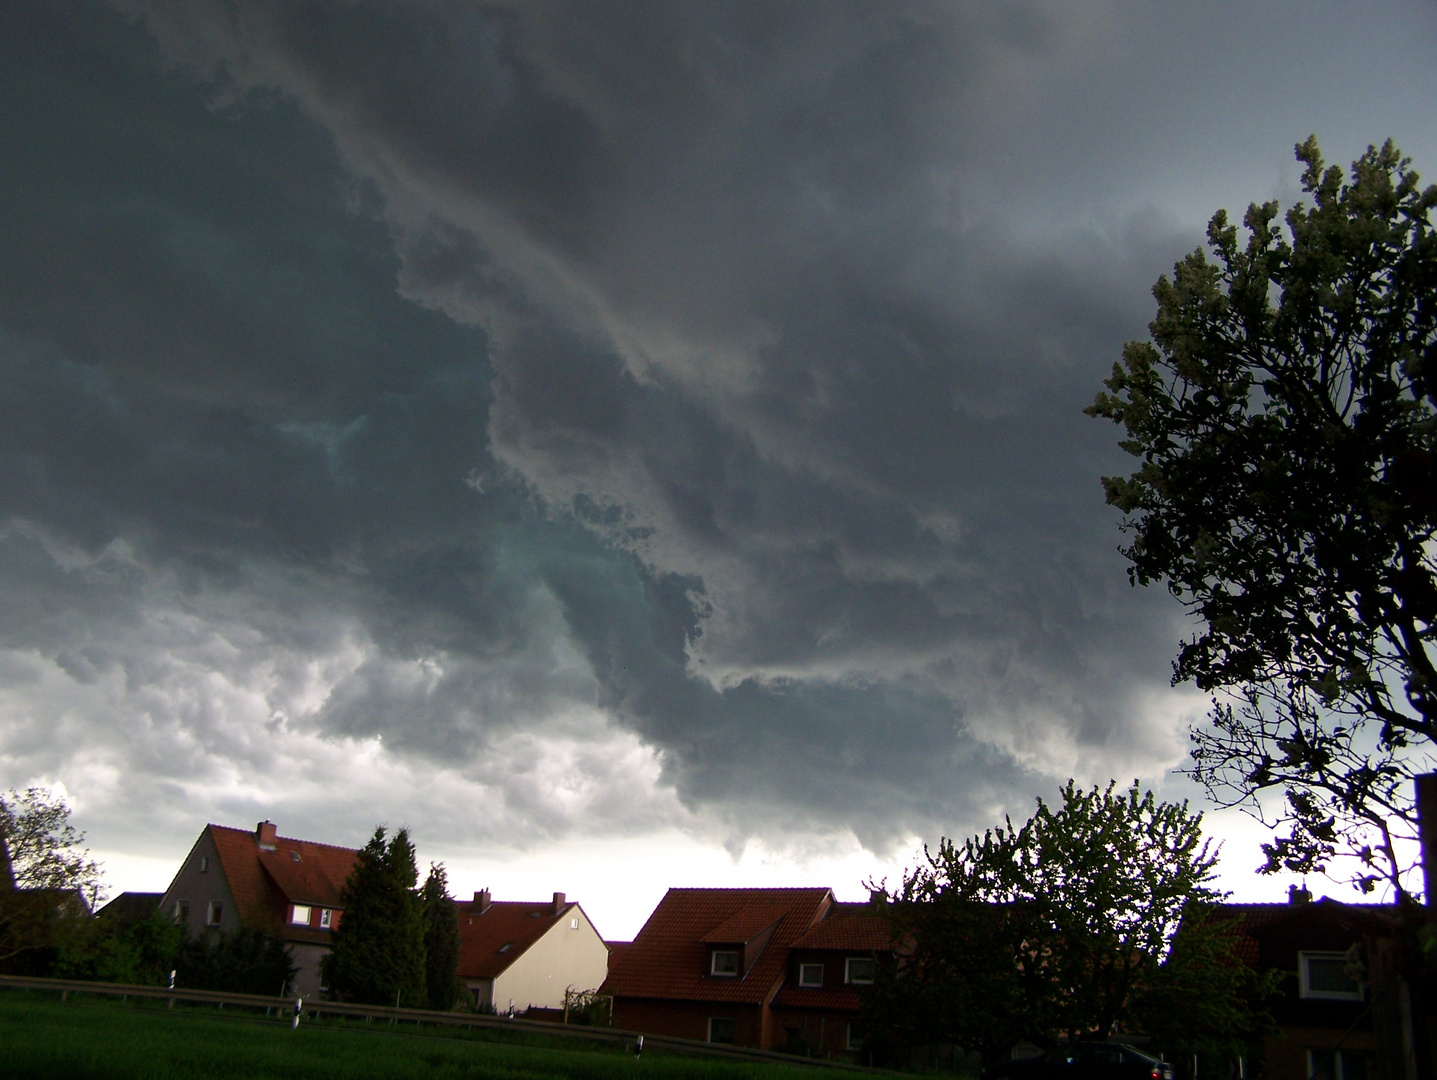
[{"x1": 981, "y1": 1042, "x2": 1175, "y2": 1080}]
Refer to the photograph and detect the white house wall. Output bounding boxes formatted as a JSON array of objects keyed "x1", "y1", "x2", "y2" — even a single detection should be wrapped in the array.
[{"x1": 492, "y1": 905, "x2": 609, "y2": 1012}]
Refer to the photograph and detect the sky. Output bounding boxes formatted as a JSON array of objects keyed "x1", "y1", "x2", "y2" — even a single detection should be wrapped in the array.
[{"x1": 2, "y1": 0, "x2": 1436, "y2": 941}]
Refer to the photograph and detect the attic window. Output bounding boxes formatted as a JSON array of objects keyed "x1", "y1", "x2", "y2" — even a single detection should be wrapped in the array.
[
  {"x1": 711, "y1": 950, "x2": 740, "y2": 976},
  {"x1": 290, "y1": 850, "x2": 301, "y2": 862},
  {"x1": 1299, "y1": 952, "x2": 1362, "y2": 1000},
  {"x1": 198, "y1": 856, "x2": 208, "y2": 873},
  {"x1": 319, "y1": 908, "x2": 332, "y2": 929},
  {"x1": 844, "y1": 957, "x2": 875, "y2": 985},
  {"x1": 798, "y1": 963, "x2": 824, "y2": 988},
  {"x1": 570, "y1": 918, "x2": 579, "y2": 930},
  {"x1": 291, "y1": 905, "x2": 312, "y2": 926},
  {"x1": 498, "y1": 943, "x2": 512, "y2": 954}
]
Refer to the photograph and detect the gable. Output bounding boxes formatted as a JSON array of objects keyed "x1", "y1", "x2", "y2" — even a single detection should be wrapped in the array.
[{"x1": 457, "y1": 898, "x2": 579, "y2": 979}]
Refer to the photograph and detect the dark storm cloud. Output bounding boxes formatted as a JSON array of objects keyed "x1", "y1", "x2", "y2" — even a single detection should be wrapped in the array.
[{"x1": 3, "y1": 0, "x2": 1434, "y2": 858}]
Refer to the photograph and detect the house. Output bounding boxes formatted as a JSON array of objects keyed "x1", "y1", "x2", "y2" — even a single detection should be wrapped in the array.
[
  {"x1": 455, "y1": 889, "x2": 609, "y2": 1013},
  {"x1": 600, "y1": 887, "x2": 891, "y2": 1059},
  {"x1": 0, "y1": 828, "x2": 96, "y2": 974},
  {"x1": 158, "y1": 820, "x2": 358, "y2": 997},
  {"x1": 770, "y1": 900, "x2": 892, "y2": 1059},
  {"x1": 1217, "y1": 889, "x2": 1399, "y2": 1080},
  {"x1": 94, "y1": 892, "x2": 163, "y2": 928}
]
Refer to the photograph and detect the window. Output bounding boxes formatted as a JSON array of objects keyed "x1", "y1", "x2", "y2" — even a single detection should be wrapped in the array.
[
  {"x1": 291, "y1": 904, "x2": 311, "y2": 926},
  {"x1": 844, "y1": 957, "x2": 876, "y2": 985},
  {"x1": 173, "y1": 900, "x2": 190, "y2": 925},
  {"x1": 198, "y1": 856, "x2": 208, "y2": 873},
  {"x1": 710, "y1": 949, "x2": 740, "y2": 976},
  {"x1": 846, "y1": 1023, "x2": 865, "y2": 1052},
  {"x1": 319, "y1": 908, "x2": 332, "y2": 929},
  {"x1": 1308, "y1": 1049, "x2": 1369, "y2": 1080},
  {"x1": 707, "y1": 1017, "x2": 735, "y2": 1044},
  {"x1": 498, "y1": 943, "x2": 512, "y2": 954},
  {"x1": 1299, "y1": 951, "x2": 1362, "y2": 1000},
  {"x1": 289, "y1": 850, "x2": 301, "y2": 862},
  {"x1": 206, "y1": 901, "x2": 223, "y2": 927},
  {"x1": 798, "y1": 963, "x2": 824, "y2": 988},
  {"x1": 570, "y1": 917, "x2": 579, "y2": 929}
]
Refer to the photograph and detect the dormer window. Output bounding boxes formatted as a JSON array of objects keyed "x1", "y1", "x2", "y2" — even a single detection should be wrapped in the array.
[
  {"x1": 290, "y1": 850, "x2": 301, "y2": 862},
  {"x1": 844, "y1": 957, "x2": 875, "y2": 985},
  {"x1": 798, "y1": 963, "x2": 824, "y2": 988},
  {"x1": 710, "y1": 949, "x2": 740, "y2": 976},
  {"x1": 291, "y1": 904, "x2": 312, "y2": 926},
  {"x1": 319, "y1": 908, "x2": 332, "y2": 929}
]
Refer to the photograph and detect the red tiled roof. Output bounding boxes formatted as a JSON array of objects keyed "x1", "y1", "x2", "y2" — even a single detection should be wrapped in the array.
[
  {"x1": 701, "y1": 903, "x2": 790, "y2": 944},
  {"x1": 791, "y1": 902, "x2": 892, "y2": 950},
  {"x1": 208, "y1": 824, "x2": 358, "y2": 934},
  {"x1": 456, "y1": 899, "x2": 577, "y2": 980},
  {"x1": 1207, "y1": 899, "x2": 1400, "y2": 968},
  {"x1": 606, "y1": 941, "x2": 632, "y2": 970},
  {"x1": 772, "y1": 985, "x2": 864, "y2": 1012},
  {"x1": 602, "y1": 887, "x2": 833, "y2": 1004}
]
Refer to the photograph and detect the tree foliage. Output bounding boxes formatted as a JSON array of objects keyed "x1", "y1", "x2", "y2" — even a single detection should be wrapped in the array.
[
  {"x1": 865, "y1": 781, "x2": 1265, "y2": 1058},
  {"x1": 176, "y1": 927, "x2": 297, "y2": 996},
  {"x1": 1088, "y1": 137, "x2": 1437, "y2": 895},
  {"x1": 421, "y1": 862, "x2": 462, "y2": 1011},
  {"x1": 0, "y1": 787, "x2": 105, "y2": 965},
  {"x1": 54, "y1": 910, "x2": 184, "y2": 986},
  {"x1": 323, "y1": 826, "x2": 425, "y2": 1006}
]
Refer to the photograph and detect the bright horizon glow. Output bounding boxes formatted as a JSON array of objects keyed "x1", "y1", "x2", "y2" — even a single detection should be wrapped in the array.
[{"x1": 94, "y1": 809, "x2": 1391, "y2": 944}]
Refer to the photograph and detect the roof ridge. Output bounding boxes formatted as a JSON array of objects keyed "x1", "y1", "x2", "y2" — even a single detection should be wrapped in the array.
[{"x1": 209, "y1": 823, "x2": 358, "y2": 854}]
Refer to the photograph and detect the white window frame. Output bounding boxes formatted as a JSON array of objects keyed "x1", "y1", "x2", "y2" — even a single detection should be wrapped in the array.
[
  {"x1": 798, "y1": 962, "x2": 824, "y2": 988},
  {"x1": 319, "y1": 908, "x2": 332, "y2": 929},
  {"x1": 206, "y1": 900, "x2": 223, "y2": 927},
  {"x1": 291, "y1": 904, "x2": 312, "y2": 926},
  {"x1": 570, "y1": 917, "x2": 579, "y2": 929},
  {"x1": 1299, "y1": 951, "x2": 1362, "y2": 1001},
  {"x1": 844, "y1": 956, "x2": 875, "y2": 985},
  {"x1": 707, "y1": 1017, "x2": 735, "y2": 1044},
  {"x1": 710, "y1": 949, "x2": 740, "y2": 976},
  {"x1": 1307, "y1": 1048, "x2": 1369, "y2": 1080}
]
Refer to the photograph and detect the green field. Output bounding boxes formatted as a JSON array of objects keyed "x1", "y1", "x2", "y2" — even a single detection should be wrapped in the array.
[{"x1": 0, "y1": 991, "x2": 864, "y2": 1080}]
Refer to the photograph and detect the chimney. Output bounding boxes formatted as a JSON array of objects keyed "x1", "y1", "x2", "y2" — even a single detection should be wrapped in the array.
[
  {"x1": 869, "y1": 888, "x2": 887, "y2": 907},
  {"x1": 473, "y1": 889, "x2": 491, "y2": 914},
  {"x1": 1288, "y1": 883, "x2": 1312, "y2": 905},
  {"x1": 255, "y1": 821, "x2": 277, "y2": 850},
  {"x1": 552, "y1": 891, "x2": 566, "y2": 914},
  {"x1": 1418, "y1": 771, "x2": 1437, "y2": 907}
]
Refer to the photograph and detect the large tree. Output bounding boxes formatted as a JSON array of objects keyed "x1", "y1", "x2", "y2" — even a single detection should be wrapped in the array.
[
  {"x1": 420, "y1": 862, "x2": 462, "y2": 1011},
  {"x1": 0, "y1": 787, "x2": 104, "y2": 968},
  {"x1": 322, "y1": 826, "x2": 425, "y2": 1006},
  {"x1": 865, "y1": 782, "x2": 1264, "y2": 1059},
  {"x1": 1087, "y1": 137, "x2": 1437, "y2": 896}
]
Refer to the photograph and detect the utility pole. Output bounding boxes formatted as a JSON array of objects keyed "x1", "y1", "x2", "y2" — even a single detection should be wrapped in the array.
[{"x1": 1418, "y1": 772, "x2": 1437, "y2": 907}]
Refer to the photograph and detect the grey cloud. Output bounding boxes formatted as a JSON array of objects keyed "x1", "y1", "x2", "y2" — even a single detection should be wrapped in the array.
[{"x1": 3, "y1": 0, "x2": 1434, "y2": 866}]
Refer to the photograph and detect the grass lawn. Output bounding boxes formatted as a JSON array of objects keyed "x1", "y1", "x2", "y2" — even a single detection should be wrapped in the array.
[{"x1": 0, "y1": 990, "x2": 864, "y2": 1080}]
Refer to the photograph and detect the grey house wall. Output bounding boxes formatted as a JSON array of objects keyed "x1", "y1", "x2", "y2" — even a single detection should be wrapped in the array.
[{"x1": 159, "y1": 829, "x2": 243, "y2": 936}]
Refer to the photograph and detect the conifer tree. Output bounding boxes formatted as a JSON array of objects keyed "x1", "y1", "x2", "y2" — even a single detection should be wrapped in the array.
[
  {"x1": 421, "y1": 862, "x2": 462, "y2": 1011},
  {"x1": 323, "y1": 826, "x2": 425, "y2": 1005}
]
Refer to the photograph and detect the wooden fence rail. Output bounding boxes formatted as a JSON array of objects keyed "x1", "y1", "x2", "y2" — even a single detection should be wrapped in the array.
[{"x1": 0, "y1": 974, "x2": 887, "y2": 1073}]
